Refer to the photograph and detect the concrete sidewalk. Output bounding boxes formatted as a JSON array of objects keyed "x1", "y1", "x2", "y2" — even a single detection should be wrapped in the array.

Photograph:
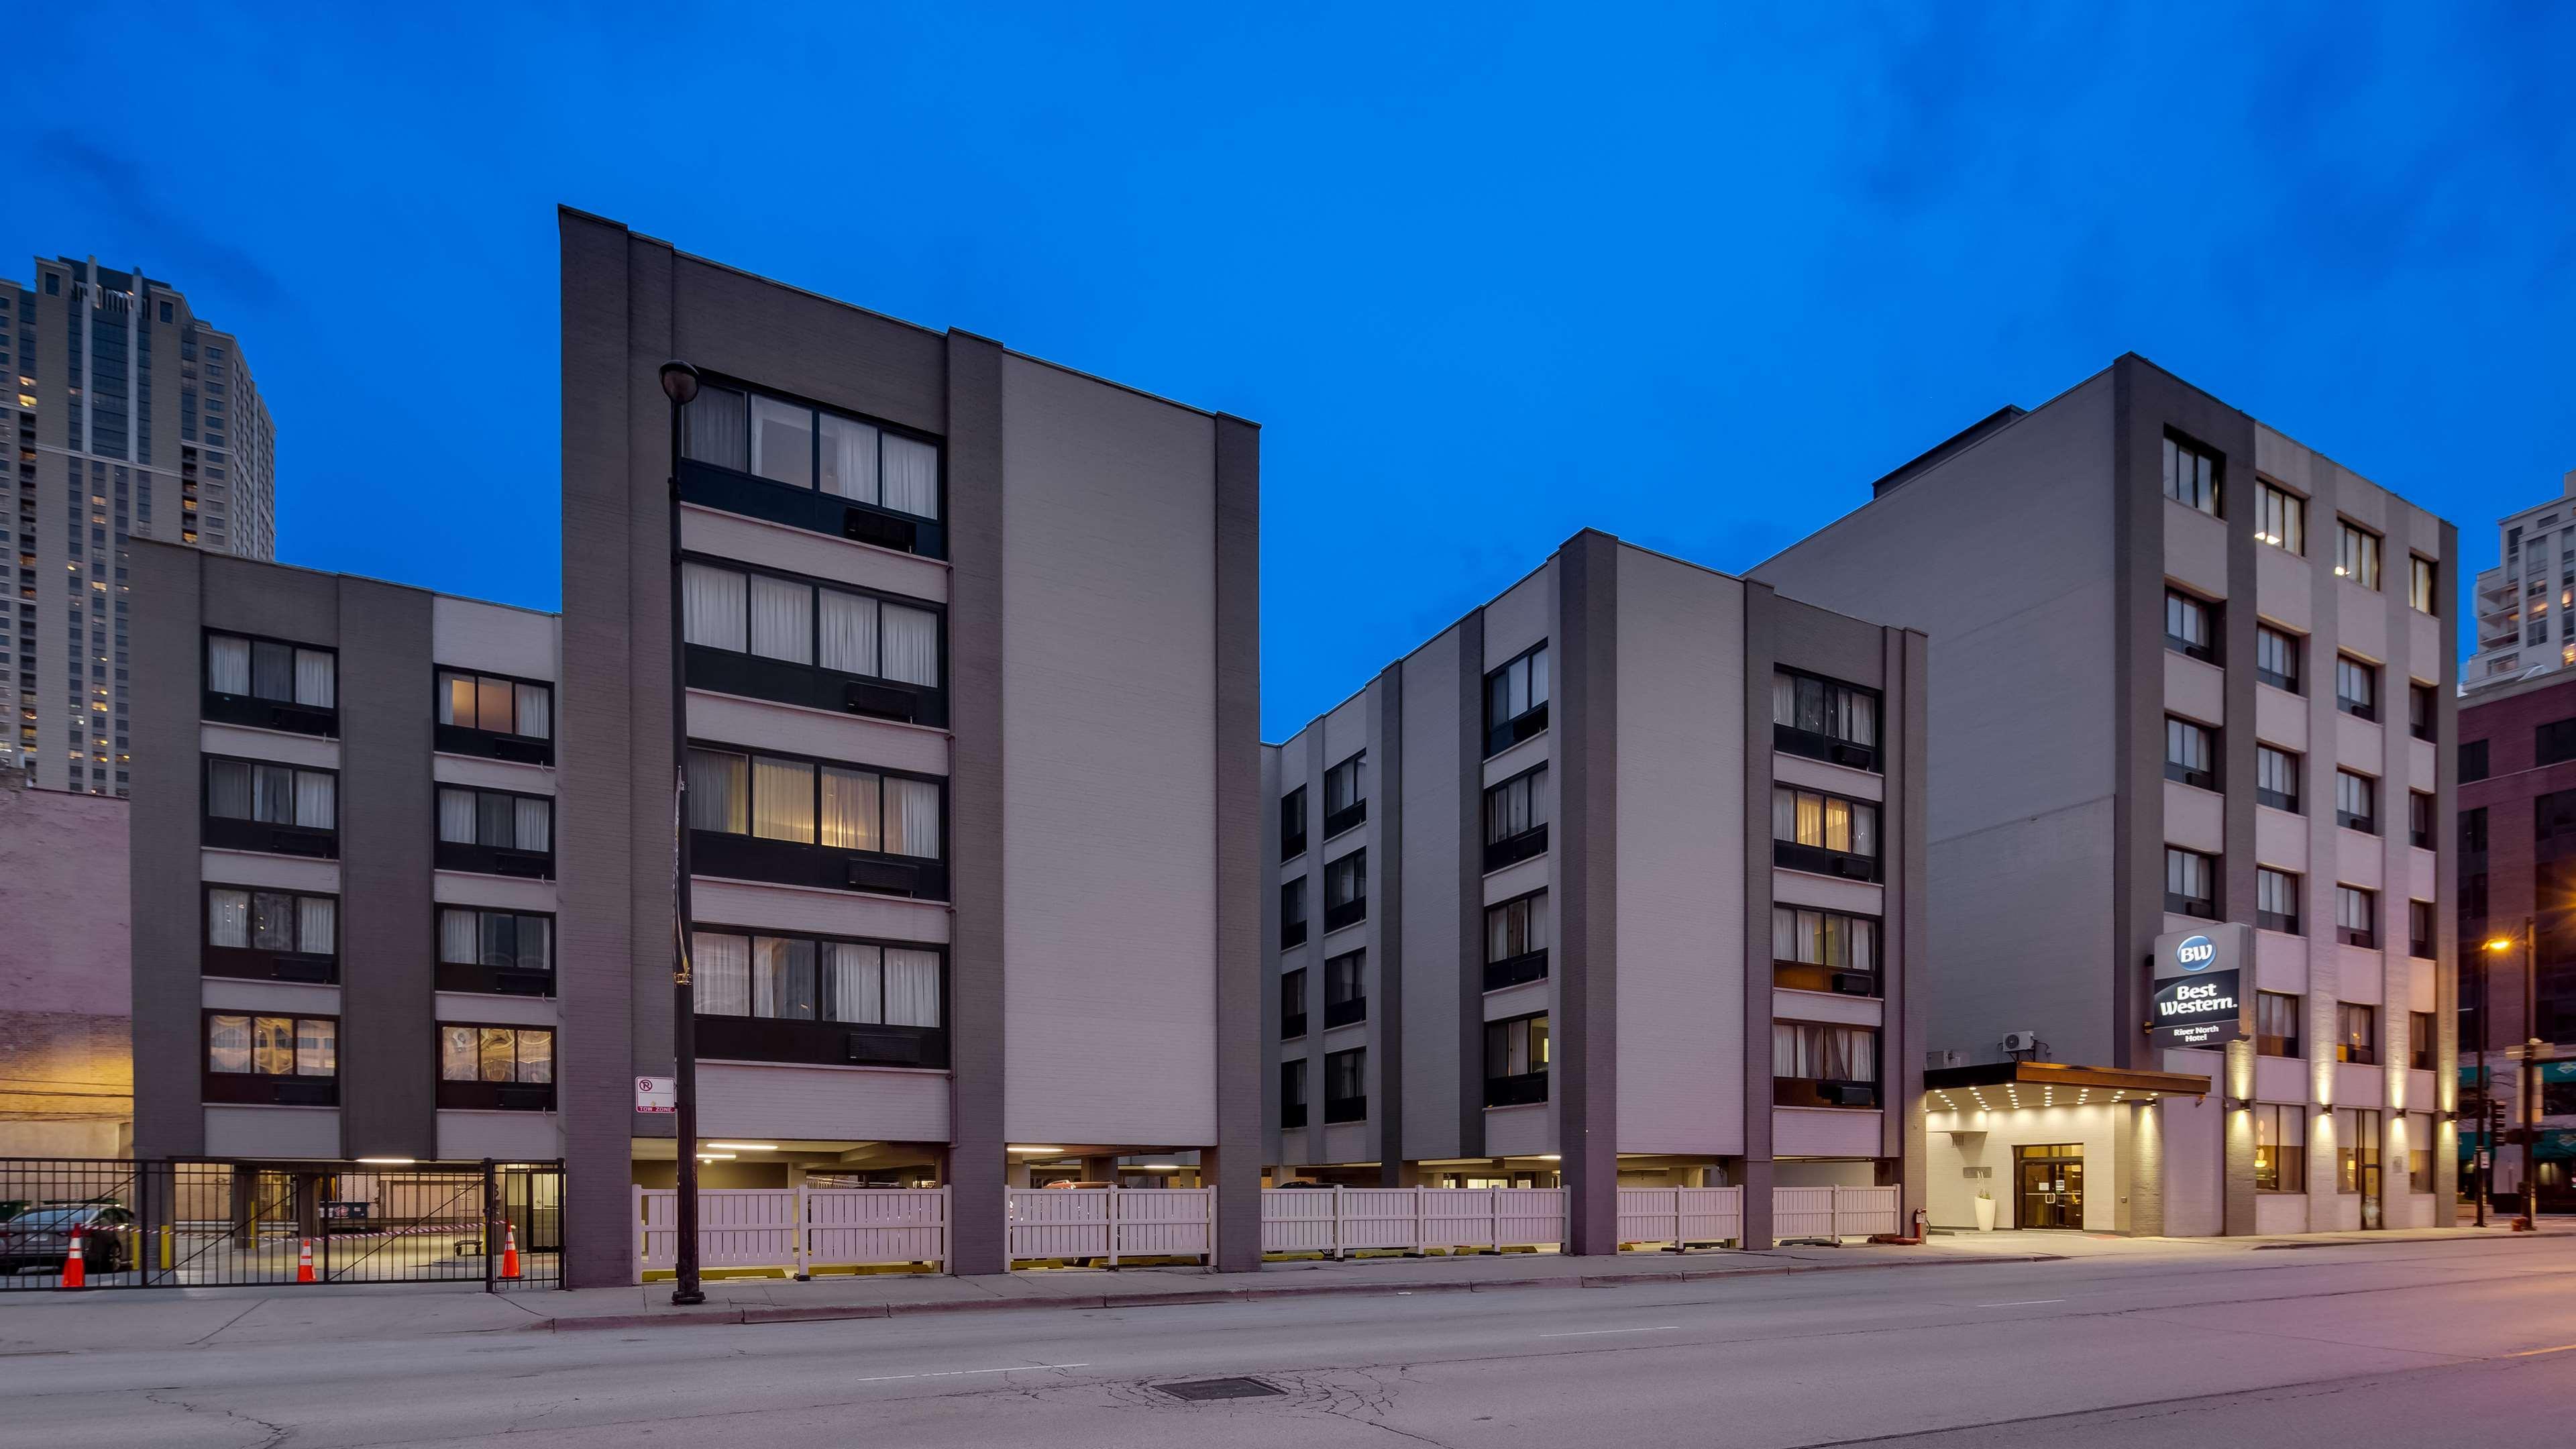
[{"x1": 2, "y1": 1224, "x2": 2553, "y2": 1354}]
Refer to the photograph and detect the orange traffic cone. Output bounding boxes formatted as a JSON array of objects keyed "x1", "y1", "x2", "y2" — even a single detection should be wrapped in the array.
[
  {"x1": 58, "y1": 1225, "x2": 85, "y2": 1290},
  {"x1": 297, "y1": 1239, "x2": 316, "y2": 1283},
  {"x1": 500, "y1": 1222, "x2": 521, "y2": 1280}
]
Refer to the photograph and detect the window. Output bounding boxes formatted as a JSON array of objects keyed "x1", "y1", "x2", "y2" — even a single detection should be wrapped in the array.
[
  {"x1": 2337, "y1": 1108, "x2": 2381, "y2": 1192},
  {"x1": 1280, "y1": 1058, "x2": 1307, "y2": 1129},
  {"x1": 2463, "y1": 805, "x2": 2489, "y2": 857},
  {"x1": 1324, "y1": 850, "x2": 1367, "y2": 931},
  {"x1": 2165, "y1": 847, "x2": 2218, "y2": 918},
  {"x1": 2162, "y1": 433, "x2": 2220, "y2": 515},
  {"x1": 436, "y1": 786, "x2": 553, "y2": 877},
  {"x1": 1324, "y1": 1048, "x2": 1366, "y2": 1122},
  {"x1": 1279, "y1": 786, "x2": 1307, "y2": 859},
  {"x1": 1772, "y1": 786, "x2": 1881, "y2": 880},
  {"x1": 2255, "y1": 745, "x2": 2301, "y2": 813},
  {"x1": 2336, "y1": 521, "x2": 2381, "y2": 590},
  {"x1": 2335, "y1": 886, "x2": 2377, "y2": 948},
  {"x1": 2335, "y1": 769, "x2": 2377, "y2": 835},
  {"x1": 2410, "y1": 555, "x2": 2438, "y2": 615},
  {"x1": 437, "y1": 1024, "x2": 555, "y2": 1110},
  {"x1": 1323, "y1": 752, "x2": 1366, "y2": 837},
  {"x1": 2163, "y1": 589, "x2": 2217, "y2": 663},
  {"x1": 2408, "y1": 1112, "x2": 2433, "y2": 1192},
  {"x1": 1485, "y1": 891, "x2": 1549, "y2": 989},
  {"x1": 1484, "y1": 1013, "x2": 1550, "y2": 1106},
  {"x1": 1280, "y1": 968, "x2": 1307, "y2": 1038},
  {"x1": 2256, "y1": 625, "x2": 2302, "y2": 693},
  {"x1": 436, "y1": 668, "x2": 552, "y2": 762},
  {"x1": 681, "y1": 559, "x2": 945, "y2": 724},
  {"x1": 203, "y1": 629, "x2": 335, "y2": 733},
  {"x1": 2254, "y1": 481, "x2": 2305, "y2": 553},
  {"x1": 205, "y1": 757, "x2": 336, "y2": 854},
  {"x1": 2256, "y1": 991, "x2": 2303, "y2": 1057},
  {"x1": 2164, "y1": 716, "x2": 2216, "y2": 790},
  {"x1": 436, "y1": 908, "x2": 554, "y2": 995},
  {"x1": 1281, "y1": 877, "x2": 1308, "y2": 949},
  {"x1": 2408, "y1": 791, "x2": 2434, "y2": 851},
  {"x1": 205, "y1": 886, "x2": 337, "y2": 981},
  {"x1": 690, "y1": 930, "x2": 946, "y2": 1069},
  {"x1": 1324, "y1": 950, "x2": 1366, "y2": 1028},
  {"x1": 2254, "y1": 1104, "x2": 2306, "y2": 1192},
  {"x1": 1772, "y1": 1022, "x2": 1879, "y2": 1108},
  {"x1": 1483, "y1": 766, "x2": 1549, "y2": 869},
  {"x1": 1772, "y1": 667, "x2": 1881, "y2": 770},
  {"x1": 1772, "y1": 906, "x2": 1880, "y2": 994},
  {"x1": 2461, "y1": 739, "x2": 2489, "y2": 783},
  {"x1": 204, "y1": 1012, "x2": 337, "y2": 1105},
  {"x1": 684, "y1": 746, "x2": 945, "y2": 896},
  {"x1": 704, "y1": 388, "x2": 938, "y2": 517},
  {"x1": 2410, "y1": 683, "x2": 2437, "y2": 743},
  {"x1": 2334, "y1": 1003, "x2": 2379, "y2": 1065},
  {"x1": 1483, "y1": 644, "x2": 1550, "y2": 755},
  {"x1": 2411, "y1": 1012, "x2": 2438, "y2": 1071},
  {"x1": 2256, "y1": 868, "x2": 2302, "y2": 936},
  {"x1": 2334, "y1": 654, "x2": 2378, "y2": 721},
  {"x1": 2539, "y1": 717, "x2": 2576, "y2": 769}
]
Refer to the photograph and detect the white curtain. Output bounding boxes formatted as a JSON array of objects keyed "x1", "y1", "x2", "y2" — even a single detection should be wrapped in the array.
[
  {"x1": 207, "y1": 1014, "x2": 251, "y2": 1073},
  {"x1": 297, "y1": 1018, "x2": 337, "y2": 1076},
  {"x1": 252, "y1": 763, "x2": 294, "y2": 823},
  {"x1": 294, "y1": 649, "x2": 335, "y2": 708},
  {"x1": 818, "y1": 589, "x2": 878, "y2": 676},
  {"x1": 1528, "y1": 645, "x2": 1550, "y2": 706},
  {"x1": 694, "y1": 932, "x2": 751, "y2": 1015},
  {"x1": 294, "y1": 771, "x2": 335, "y2": 830},
  {"x1": 208, "y1": 888, "x2": 250, "y2": 948},
  {"x1": 824, "y1": 943, "x2": 881, "y2": 1023},
  {"x1": 439, "y1": 908, "x2": 477, "y2": 964},
  {"x1": 884, "y1": 777, "x2": 941, "y2": 859},
  {"x1": 749, "y1": 395, "x2": 814, "y2": 488},
  {"x1": 516, "y1": 1029, "x2": 553, "y2": 1083},
  {"x1": 438, "y1": 787, "x2": 477, "y2": 843},
  {"x1": 515, "y1": 684, "x2": 551, "y2": 740},
  {"x1": 1849, "y1": 802, "x2": 1878, "y2": 857},
  {"x1": 440, "y1": 1025, "x2": 478, "y2": 1081},
  {"x1": 207, "y1": 635, "x2": 250, "y2": 694},
  {"x1": 820, "y1": 414, "x2": 879, "y2": 502},
  {"x1": 686, "y1": 749, "x2": 748, "y2": 833},
  {"x1": 514, "y1": 798, "x2": 551, "y2": 853},
  {"x1": 881, "y1": 604, "x2": 938, "y2": 686},
  {"x1": 753, "y1": 757, "x2": 815, "y2": 842},
  {"x1": 682, "y1": 563, "x2": 747, "y2": 651},
  {"x1": 820, "y1": 767, "x2": 879, "y2": 851},
  {"x1": 298, "y1": 896, "x2": 335, "y2": 954},
  {"x1": 885, "y1": 948, "x2": 941, "y2": 1026},
  {"x1": 881, "y1": 435, "x2": 938, "y2": 518},
  {"x1": 750, "y1": 575, "x2": 812, "y2": 663},
  {"x1": 683, "y1": 386, "x2": 748, "y2": 470}
]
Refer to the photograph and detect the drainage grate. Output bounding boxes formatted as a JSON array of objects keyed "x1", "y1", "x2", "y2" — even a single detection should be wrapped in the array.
[{"x1": 1155, "y1": 1377, "x2": 1285, "y2": 1402}]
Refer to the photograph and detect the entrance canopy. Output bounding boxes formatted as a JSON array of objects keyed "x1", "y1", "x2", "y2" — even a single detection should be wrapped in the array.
[{"x1": 1924, "y1": 1061, "x2": 2210, "y2": 1114}]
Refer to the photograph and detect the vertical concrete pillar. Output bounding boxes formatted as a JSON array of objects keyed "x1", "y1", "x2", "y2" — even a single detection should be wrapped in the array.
[
  {"x1": 1209, "y1": 413, "x2": 1265, "y2": 1272},
  {"x1": 945, "y1": 330, "x2": 1009, "y2": 1276},
  {"x1": 1738, "y1": 584, "x2": 1779, "y2": 1250},
  {"x1": 1556, "y1": 533, "x2": 1619, "y2": 1254}
]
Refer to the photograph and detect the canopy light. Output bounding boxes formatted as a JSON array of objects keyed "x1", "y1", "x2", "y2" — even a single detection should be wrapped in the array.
[
  {"x1": 706, "y1": 1142, "x2": 776, "y2": 1151},
  {"x1": 354, "y1": 1157, "x2": 415, "y2": 1166}
]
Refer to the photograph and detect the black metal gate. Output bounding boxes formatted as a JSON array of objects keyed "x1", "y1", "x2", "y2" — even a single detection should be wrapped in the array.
[{"x1": 0, "y1": 1158, "x2": 564, "y2": 1291}]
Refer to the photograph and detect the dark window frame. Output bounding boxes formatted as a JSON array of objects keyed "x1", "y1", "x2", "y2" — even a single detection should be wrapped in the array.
[
  {"x1": 1772, "y1": 1020, "x2": 1882, "y2": 1109},
  {"x1": 2165, "y1": 845, "x2": 2219, "y2": 919},
  {"x1": 2538, "y1": 717, "x2": 2576, "y2": 769},
  {"x1": 1483, "y1": 1012, "x2": 1551, "y2": 1106},
  {"x1": 202, "y1": 754, "x2": 339, "y2": 859},
  {"x1": 2408, "y1": 683, "x2": 2437, "y2": 743},
  {"x1": 1771, "y1": 903, "x2": 1882, "y2": 996},
  {"x1": 1772, "y1": 785, "x2": 1882, "y2": 882},
  {"x1": 2410, "y1": 1011, "x2": 2438, "y2": 1071},
  {"x1": 1771, "y1": 665, "x2": 1883, "y2": 773},
  {"x1": 2164, "y1": 587, "x2": 2219, "y2": 665},
  {"x1": 1483, "y1": 643, "x2": 1551, "y2": 757},
  {"x1": 684, "y1": 740, "x2": 950, "y2": 901},
  {"x1": 2334, "y1": 769, "x2": 2379, "y2": 835},
  {"x1": 433, "y1": 663, "x2": 555, "y2": 765},
  {"x1": 1322, "y1": 751, "x2": 1367, "y2": 839},
  {"x1": 434, "y1": 1021, "x2": 559, "y2": 1112},
  {"x1": 1279, "y1": 785, "x2": 1307, "y2": 861},
  {"x1": 435, "y1": 905, "x2": 557, "y2": 997},
  {"x1": 2408, "y1": 900, "x2": 2436, "y2": 960},
  {"x1": 2162, "y1": 431, "x2": 2223, "y2": 515},
  {"x1": 1279, "y1": 1057, "x2": 1308, "y2": 1129},
  {"x1": 2255, "y1": 623, "x2": 2303, "y2": 694},
  {"x1": 1324, "y1": 949, "x2": 1367, "y2": 1028},
  {"x1": 201, "y1": 883, "x2": 339, "y2": 983},
  {"x1": 201, "y1": 1009, "x2": 339, "y2": 1106},
  {"x1": 2336, "y1": 885, "x2": 2378, "y2": 948},
  {"x1": 679, "y1": 372, "x2": 948, "y2": 558},
  {"x1": 2255, "y1": 743, "x2": 2302, "y2": 814},
  {"x1": 1323, "y1": 1047, "x2": 1367, "y2": 1123},
  {"x1": 2256, "y1": 866, "x2": 2302, "y2": 936},
  {"x1": 2334, "y1": 653, "x2": 2379, "y2": 722},
  {"x1": 1323, "y1": 849, "x2": 1368, "y2": 932},
  {"x1": 2409, "y1": 790, "x2": 2434, "y2": 851},
  {"x1": 2461, "y1": 739, "x2": 2489, "y2": 784},
  {"x1": 689, "y1": 924, "x2": 950, "y2": 1069},
  {"x1": 1279, "y1": 967, "x2": 1307, "y2": 1040},
  {"x1": 435, "y1": 783, "x2": 556, "y2": 880},
  {"x1": 1483, "y1": 889, "x2": 1550, "y2": 990},
  {"x1": 201, "y1": 627, "x2": 337, "y2": 737},
  {"x1": 2255, "y1": 991, "x2": 2303, "y2": 1058},
  {"x1": 680, "y1": 552, "x2": 949, "y2": 728},
  {"x1": 1482, "y1": 764, "x2": 1550, "y2": 871},
  {"x1": 1280, "y1": 877, "x2": 1308, "y2": 950},
  {"x1": 2336, "y1": 1002, "x2": 2378, "y2": 1065},
  {"x1": 2164, "y1": 714, "x2": 2218, "y2": 790}
]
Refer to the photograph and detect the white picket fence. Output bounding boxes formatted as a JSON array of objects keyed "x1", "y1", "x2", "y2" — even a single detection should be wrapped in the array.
[
  {"x1": 1004, "y1": 1187, "x2": 1212, "y2": 1264},
  {"x1": 1770, "y1": 1184, "x2": 1900, "y2": 1241},
  {"x1": 635, "y1": 1186, "x2": 947, "y2": 1278},
  {"x1": 1260, "y1": 1187, "x2": 1568, "y2": 1255},
  {"x1": 1615, "y1": 1186, "x2": 1746, "y2": 1246}
]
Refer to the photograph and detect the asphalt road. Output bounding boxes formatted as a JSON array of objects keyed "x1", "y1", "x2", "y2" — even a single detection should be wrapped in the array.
[{"x1": 7, "y1": 1236, "x2": 2572, "y2": 1448}]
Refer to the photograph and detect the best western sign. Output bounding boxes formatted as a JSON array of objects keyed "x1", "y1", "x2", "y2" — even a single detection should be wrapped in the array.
[{"x1": 2149, "y1": 925, "x2": 2247, "y2": 1051}]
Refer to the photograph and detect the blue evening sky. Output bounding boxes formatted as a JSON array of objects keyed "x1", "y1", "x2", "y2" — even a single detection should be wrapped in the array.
[{"x1": 14, "y1": 4, "x2": 2571, "y2": 737}]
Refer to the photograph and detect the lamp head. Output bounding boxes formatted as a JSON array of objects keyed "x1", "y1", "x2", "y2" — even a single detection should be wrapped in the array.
[
  {"x1": 659, "y1": 360, "x2": 701, "y2": 407},
  {"x1": 2486, "y1": 937, "x2": 2516, "y2": 953}
]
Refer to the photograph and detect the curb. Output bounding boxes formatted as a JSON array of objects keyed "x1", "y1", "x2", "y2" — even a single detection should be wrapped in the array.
[{"x1": 531, "y1": 1250, "x2": 2064, "y2": 1334}]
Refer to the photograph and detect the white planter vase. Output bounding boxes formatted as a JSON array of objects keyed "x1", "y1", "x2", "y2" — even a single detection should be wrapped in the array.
[{"x1": 1972, "y1": 1195, "x2": 1997, "y2": 1232}]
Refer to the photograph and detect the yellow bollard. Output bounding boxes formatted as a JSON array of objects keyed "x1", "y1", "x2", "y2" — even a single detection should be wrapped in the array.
[{"x1": 160, "y1": 1224, "x2": 174, "y2": 1271}]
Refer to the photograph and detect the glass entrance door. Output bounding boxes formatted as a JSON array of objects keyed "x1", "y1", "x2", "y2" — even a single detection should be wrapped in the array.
[{"x1": 2015, "y1": 1145, "x2": 2084, "y2": 1229}]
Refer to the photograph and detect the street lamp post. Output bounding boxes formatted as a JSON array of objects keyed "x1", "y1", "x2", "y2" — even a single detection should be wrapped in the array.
[
  {"x1": 2476, "y1": 934, "x2": 2493, "y2": 1228},
  {"x1": 2523, "y1": 915, "x2": 2542, "y2": 1232},
  {"x1": 661, "y1": 360, "x2": 706, "y2": 1306}
]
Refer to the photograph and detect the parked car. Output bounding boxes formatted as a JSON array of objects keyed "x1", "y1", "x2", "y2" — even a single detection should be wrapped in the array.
[
  {"x1": 0, "y1": 1203, "x2": 135, "y2": 1275},
  {"x1": 1272, "y1": 1179, "x2": 1331, "y2": 1189}
]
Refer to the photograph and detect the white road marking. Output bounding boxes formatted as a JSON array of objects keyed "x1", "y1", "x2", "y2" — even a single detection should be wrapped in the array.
[
  {"x1": 1973, "y1": 1299, "x2": 2066, "y2": 1307},
  {"x1": 1540, "y1": 1326, "x2": 1681, "y2": 1338},
  {"x1": 849, "y1": 1362, "x2": 1089, "y2": 1384}
]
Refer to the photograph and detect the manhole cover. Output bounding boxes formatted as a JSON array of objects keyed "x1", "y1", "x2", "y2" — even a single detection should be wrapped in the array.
[{"x1": 1155, "y1": 1377, "x2": 1284, "y2": 1402}]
